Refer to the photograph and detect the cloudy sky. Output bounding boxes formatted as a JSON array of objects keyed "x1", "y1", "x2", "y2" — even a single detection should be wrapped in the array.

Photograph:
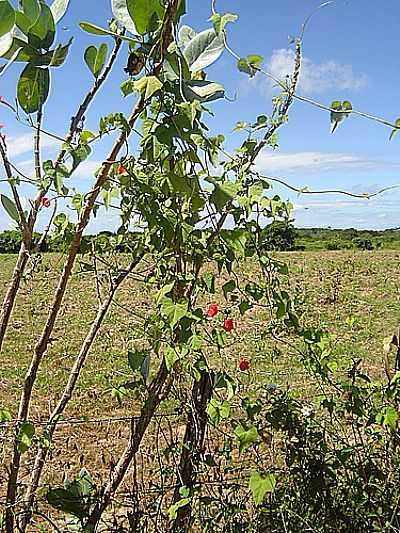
[{"x1": 1, "y1": 0, "x2": 400, "y2": 232}]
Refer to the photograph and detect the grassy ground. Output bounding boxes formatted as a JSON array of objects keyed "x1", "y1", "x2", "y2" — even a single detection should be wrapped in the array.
[
  {"x1": 1, "y1": 250, "x2": 399, "y2": 414},
  {"x1": 1, "y1": 250, "x2": 400, "y2": 529}
]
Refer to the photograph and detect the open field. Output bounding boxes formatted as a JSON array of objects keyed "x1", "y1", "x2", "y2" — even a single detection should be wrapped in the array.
[
  {"x1": 1, "y1": 250, "x2": 398, "y2": 409},
  {"x1": 1, "y1": 250, "x2": 400, "y2": 530}
]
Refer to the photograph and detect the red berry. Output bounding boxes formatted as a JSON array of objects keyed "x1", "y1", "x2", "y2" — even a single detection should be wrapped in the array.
[
  {"x1": 207, "y1": 303, "x2": 218, "y2": 318},
  {"x1": 239, "y1": 358, "x2": 250, "y2": 372},
  {"x1": 117, "y1": 164, "x2": 127, "y2": 175},
  {"x1": 223, "y1": 318, "x2": 234, "y2": 332},
  {"x1": 41, "y1": 197, "x2": 50, "y2": 208}
]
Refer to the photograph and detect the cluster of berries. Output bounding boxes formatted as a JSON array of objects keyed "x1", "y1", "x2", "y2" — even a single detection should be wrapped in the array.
[{"x1": 206, "y1": 303, "x2": 250, "y2": 372}]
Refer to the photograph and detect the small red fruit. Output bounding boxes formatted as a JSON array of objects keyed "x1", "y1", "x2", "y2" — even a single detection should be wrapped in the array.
[
  {"x1": 41, "y1": 197, "x2": 50, "y2": 208},
  {"x1": 239, "y1": 358, "x2": 250, "y2": 372},
  {"x1": 223, "y1": 318, "x2": 234, "y2": 332},
  {"x1": 117, "y1": 164, "x2": 127, "y2": 175},
  {"x1": 207, "y1": 303, "x2": 218, "y2": 318}
]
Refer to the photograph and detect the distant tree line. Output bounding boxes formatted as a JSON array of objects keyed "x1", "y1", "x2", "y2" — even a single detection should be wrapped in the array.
[
  {"x1": 0, "y1": 225, "x2": 399, "y2": 254},
  {"x1": 0, "y1": 230, "x2": 139, "y2": 254}
]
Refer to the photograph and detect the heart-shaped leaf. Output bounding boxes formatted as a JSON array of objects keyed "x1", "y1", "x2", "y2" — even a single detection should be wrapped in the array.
[
  {"x1": 249, "y1": 472, "x2": 276, "y2": 505},
  {"x1": 84, "y1": 43, "x2": 108, "y2": 77}
]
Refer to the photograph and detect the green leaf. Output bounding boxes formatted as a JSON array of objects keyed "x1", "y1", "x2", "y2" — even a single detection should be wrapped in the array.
[
  {"x1": 28, "y1": 1, "x2": 55, "y2": 50},
  {"x1": 168, "y1": 498, "x2": 190, "y2": 520},
  {"x1": 249, "y1": 472, "x2": 276, "y2": 505},
  {"x1": 206, "y1": 399, "x2": 230, "y2": 426},
  {"x1": 383, "y1": 406, "x2": 398, "y2": 431},
  {"x1": 84, "y1": 43, "x2": 108, "y2": 77},
  {"x1": 330, "y1": 100, "x2": 352, "y2": 133},
  {"x1": 133, "y1": 75, "x2": 163, "y2": 100},
  {"x1": 43, "y1": 160, "x2": 70, "y2": 193},
  {"x1": 126, "y1": 0, "x2": 165, "y2": 35},
  {"x1": 79, "y1": 21, "x2": 135, "y2": 43},
  {"x1": 0, "y1": 194, "x2": 19, "y2": 223},
  {"x1": 389, "y1": 118, "x2": 400, "y2": 141},
  {"x1": 156, "y1": 282, "x2": 175, "y2": 304},
  {"x1": 208, "y1": 178, "x2": 239, "y2": 211},
  {"x1": 183, "y1": 28, "x2": 224, "y2": 72},
  {"x1": 31, "y1": 38, "x2": 73, "y2": 68},
  {"x1": 209, "y1": 12, "x2": 238, "y2": 34},
  {"x1": 18, "y1": 0, "x2": 41, "y2": 31},
  {"x1": 222, "y1": 280, "x2": 236, "y2": 299},
  {"x1": 237, "y1": 54, "x2": 263, "y2": 77},
  {"x1": 0, "y1": 1, "x2": 15, "y2": 39},
  {"x1": 184, "y1": 80, "x2": 225, "y2": 103},
  {"x1": 46, "y1": 488, "x2": 86, "y2": 519},
  {"x1": 111, "y1": 0, "x2": 136, "y2": 33},
  {"x1": 128, "y1": 349, "x2": 150, "y2": 382},
  {"x1": 164, "y1": 345, "x2": 179, "y2": 371},
  {"x1": 234, "y1": 423, "x2": 258, "y2": 453},
  {"x1": 0, "y1": 408, "x2": 12, "y2": 422},
  {"x1": 17, "y1": 421, "x2": 35, "y2": 453},
  {"x1": 160, "y1": 298, "x2": 188, "y2": 327},
  {"x1": 50, "y1": 0, "x2": 70, "y2": 23},
  {"x1": 68, "y1": 143, "x2": 92, "y2": 172},
  {"x1": 17, "y1": 63, "x2": 50, "y2": 114}
]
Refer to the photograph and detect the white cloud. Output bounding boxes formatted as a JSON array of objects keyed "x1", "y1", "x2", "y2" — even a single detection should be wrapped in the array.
[
  {"x1": 6, "y1": 133, "x2": 60, "y2": 158},
  {"x1": 256, "y1": 151, "x2": 399, "y2": 174},
  {"x1": 262, "y1": 48, "x2": 368, "y2": 95},
  {"x1": 72, "y1": 160, "x2": 103, "y2": 179}
]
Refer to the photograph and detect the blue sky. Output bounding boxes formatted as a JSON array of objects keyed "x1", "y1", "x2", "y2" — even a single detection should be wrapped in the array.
[{"x1": 1, "y1": 0, "x2": 400, "y2": 231}]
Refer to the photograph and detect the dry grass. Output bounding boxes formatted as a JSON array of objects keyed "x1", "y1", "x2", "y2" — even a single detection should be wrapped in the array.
[{"x1": 0, "y1": 250, "x2": 399, "y2": 530}]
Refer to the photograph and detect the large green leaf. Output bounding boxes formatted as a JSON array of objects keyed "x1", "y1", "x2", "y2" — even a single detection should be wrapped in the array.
[
  {"x1": 160, "y1": 298, "x2": 188, "y2": 328},
  {"x1": 126, "y1": 0, "x2": 165, "y2": 35},
  {"x1": 17, "y1": 421, "x2": 35, "y2": 453},
  {"x1": 15, "y1": 0, "x2": 40, "y2": 33},
  {"x1": 17, "y1": 64, "x2": 50, "y2": 113},
  {"x1": 84, "y1": 43, "x2": 108, "y2": 77},
  {"x1": 0, "y1": 194, "x2": 19, "y2": 223},
  {"x1": 111, "y1": 0, "x2": 136, "y2": 33},
  {"x1": 208, "y1": 178, "x2": 240, "y2": 211},
  {"x1": 46, "y1": 488, "x2": 86, "y2": 519},
  {"x1": 133, "y1": 75, "x2": 162, "y2": 100},
  {"x1": 249, "y1": 472, "x2": 276, "y2": 505},
  {"x1": 50, "y1": 0, "x2": 70, "y2": 23},
  {"x1": 0, "y1": 1, "x2": 15, "y2": 39},
  {"x1": 234, "y1": 423, "x2": 258, "y2": 453},
  {"x1": 128, "y1": 349, "x2": 150, "y2": 382},
  {"x1": 28, "y1": 1, "x2": 55, "y2": 50},
  {"x1": 183, "y1": 28, "x2": 224, "y2": 72}
]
